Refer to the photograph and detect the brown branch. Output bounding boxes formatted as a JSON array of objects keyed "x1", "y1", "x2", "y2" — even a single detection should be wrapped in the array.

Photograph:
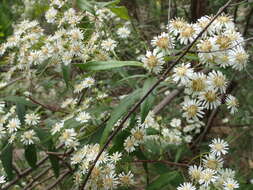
[
  {"x1": 23, "y1": 167, "x2": 51, "y2": 190},
  {"x1": 27, "y1": 174, "x2": 55, "y2": 190},
  {"x1": 243, "y1": 6, "x2": 253, "y2": 36},
  {"x1": 2, "y1": 144, "x2": 65, "y2": 190},
  {"x1": 27, "y1": 96, "x2": 69, "y2": 114},
  {"x1": 152, "y1": 87, "x2": 184, "y2": 115},
  {"x1": 132, "y1": 160, "x2": 189, "y2": 167},
  {"x1": 79, "y1": 1, "x2": 233, "y2": 189},
  {"x1": 44, "y1": 170, "x2": 72, "y2": 190}
]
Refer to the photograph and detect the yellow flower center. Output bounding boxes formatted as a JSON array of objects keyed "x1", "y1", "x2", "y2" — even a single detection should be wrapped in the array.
[
  {"x1": 192, "y1": 78, "x2": 205, "y2": 92},
  {"x1": 204, "y1": 91, "x2": 217, "y2": 102},
  {"x1": 187, "y1": 105, "x2": 198, "y2": 117},
  {"x1": 216, "y1": 36, "x2": 231, "y2": 50},
  {"x1": 156, "y1": 37, "x2": 169, "y2": 49},
  {"x1": 181, "y1": 26, "x2": 195, "y2": 37}
]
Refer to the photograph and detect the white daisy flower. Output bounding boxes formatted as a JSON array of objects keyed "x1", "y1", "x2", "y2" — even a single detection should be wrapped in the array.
[
  {"x1": 178, "y1": 24, "x2": 197, "y2": 45},
  {"x1": 151, "y1": 32, "x2": 175, "y2": 51},
  {"x1": 172, "y1": 63, "x2": 194, "y2": 86},
  {"x1": 51, "y1": 122, "x2": 64, "y2": 135},
  {"x1": 199, "y1": 168, "x2": 217, "y2": 186},
  {"x1": 225, "y1": 95, "x2": 239, "y2": 114},
  {"x1": 202, "y1": 153, "x2": 224, "y2": 170},
  {"x1": 76, "y1": 111, "x2": 91, "y2": 123},
  {"x1": 214, "y1": 52, "x2": 230, "y2": 68},
  {"x1": 68, "y1": 28, "x2": 84, "y2": 41},
  {"x1": 119, "y1": 171, "x2": 135, "y2": 186},
  {"x1": 25, "y1": 113, "x2": 40, "y2": 126},
  {"x1": 117, "y1": 26, "x2": 130, "y2": 39},
  {"x1": 228, "y1": 46, "x2": 249, "y2": 71},
  {"x1": 7, "y1": 118, "x2": 21, "y2": 133},
  {"x1": 101, "y1": 38, "x2": 117, "y2": 52},
  {"x1": 214, "y1": 14, "x2": 235, "y2": 32},
  {"x1": 198, "y1": 89, "x2": 221, "y2": 109},
  {"x1": 188, "y1": 165, "x2": 203, "y2": 181},
  {"x1": 60, "y1": 128, "x2": 77, "y2": 146},
  {"x1": 185, "y1": 73, "x2": 208, "y2": 95},
  {"x1": 124, "y1": 136, "x2": 138, "y2": 153},
  {"x1": 223, "y1": 178, "x2": 239, "y2": 190},
  {"x1": 141, "y1": 48, "x2": 164, "y2": 74},
  {"x1": 177, "y1": 182, "x2": 196, "y2": 190},
  {"x1": 195, "y1": 16, "x2": 215, "y2": 36},
  {"x1": 207, "y1": 70, "x2": 227, "y2": 93},
  {"x1": 130, "y1": 126, "x2": 145, "y2": 143},
  {"x1": 168, "y1": 17, "x2": 187, "y2": 35},
  {"x1": 109, "y1": 152, "x2": 122, "y2": 163},
  {"x1": 209, "y1": 138, "x2": 229, "y2": 156},
  {"x1": 21, "y1": 130, "x2": 37, "y2": 145},
  {"x1": 197, "y1": 38, "x2": 219, "y2": 64},
  {"x1": 215, "y1": 35, "x2": 232, "y2": 51},
  {"x1": 182, "y1": 98, "x2": 204, "y2": 120}
]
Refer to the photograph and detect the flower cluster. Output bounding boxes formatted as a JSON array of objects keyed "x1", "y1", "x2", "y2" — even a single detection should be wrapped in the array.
[
  {"x1": 177, "y1": 138, "x2": 239, "y2": 190},
  {"x1": 71, "y1": 144, "x2": 135, "y2": 189}
]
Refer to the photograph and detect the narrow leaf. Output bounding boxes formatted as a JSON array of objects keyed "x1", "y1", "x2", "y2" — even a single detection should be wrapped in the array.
[
  {"x1": 147, "y1": 171, "x2": 181, "y2": 190},
  {"x1": 141, "y1": 77, "x2": 157, "y2": 123},
  {"x1": 100, "y1": 89, "x2": 141, "y2": 146},
  {"x1": 75, "y1": 60, "x2": 142, "y2": 71},
  {"x1": 110, "y1": 6, "x2": 130, "y2": 20},
  {"x1": 25, "y1": 144, "x2": 37, "y2": 169},
  {"x1": 0, "y1": 143, "x2": 14, "y2": 180},
  {"x1": 16, "y1": 103, "x2": 26, "y2": 125}
]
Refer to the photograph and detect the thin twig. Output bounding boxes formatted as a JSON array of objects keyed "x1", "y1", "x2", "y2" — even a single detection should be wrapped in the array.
[
  {"x1": 243, "y1": 6, "x2": 253, "y2": 36},
  {"x1": 153, "y1": 87, "x2": 184, "y2": 115},
  {"x1": 79, "y1": 1, "x2": 233, "y2": 189},
  {"x1": 2, "y1": 144, "x2": 64, "y2": 190},
  {"x1": 27, "y1": 96, "x2": 69, "y2": 114},
  {"x1": 132, "y1": 160, "x2": 189, "y2": 167},
  {"x1": 23, "y1": 167, "x2": 51, "y2": 190},
  {"x1": 0, "y1": 77, "x2": 25, "y2": 90},
  {"x1": 44, "y1": 170, "x2": 72, "y2": 190}
]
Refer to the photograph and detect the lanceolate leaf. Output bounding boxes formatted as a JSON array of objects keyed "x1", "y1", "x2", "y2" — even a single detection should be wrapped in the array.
[
  {"x1": 100, "y1": 89, "x2": 141, "y2": 146},
  {"x1": 25, "y1": 144, "x2": 37, "y2": 169},
  {"x1": 110, "y1": 6, "x2": 130, "y2": 20},
  {"x1": 75, "y1": 61, "x2": 143, "y2": 71},
  {"x1": 16, "y1": 103, "x2": 26, "y2": 125},
  {"x1": 147, "y1": 171, "x2": 181, "y2": 190},
  {"x1": 140, "y1": 77, "x2": 157, "y2": 123},
  {"x1": 35, "y1": 128, "x2": 60, "y2": 177},
  {"x1": 3, "y1": 96, "x2": 36, "y2": 107},
  {"x1": 0, "y1": 143, "x2": 14, "y2": 180}
]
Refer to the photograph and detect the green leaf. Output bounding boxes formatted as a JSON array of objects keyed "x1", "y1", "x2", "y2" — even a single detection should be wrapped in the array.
[
  {"x1": 147, "y1": 171, "x2": 181, "y2": 190},
  {"x1": 61, "y1": 64, "x2": 71, "y2": 88},
  {"x1": 75, "y1": 61, "x2": 143, "y2": 71},
  {"x1": 25, "y1": 144, "x2": 37, "y2": 169},
  {"x1": 100, "y1": 89, "x2": 141, "y2": 146},
  {"x1": 185, "y1": 53, "x2": 199, "y2": 61},
  {"x1": 110, "y1": 6, "x2": 130, "y2": 20},
  {"x1": 3, "y1": 96, "x2": 36, "y2": 107},
  {"x1": 109, "y1": 114, "x2": 135, "y2": 154},
  {"x1": 16, "y1": 103, "x2": 26, "y2": 125},
  {"x1": 77, "y1": 0, "x2": 95, "y2": 13},
  {"x1": 77, "y1": 0, "x2": 121, "y2": 13},
  {"x1": 0, "y1": 143, "x2": 14, "y2": 180},
  {"x1": 140, "y1": 77, "x2": 157, "y2": 123},
  {"x1": 35, "y1": 128, "x2": 60, "y2": 177}
]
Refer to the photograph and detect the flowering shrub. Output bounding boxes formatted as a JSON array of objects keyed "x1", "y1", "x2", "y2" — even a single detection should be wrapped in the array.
[{"x1": 0, "y1": 0, "x2": 252, "y2": 189}]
